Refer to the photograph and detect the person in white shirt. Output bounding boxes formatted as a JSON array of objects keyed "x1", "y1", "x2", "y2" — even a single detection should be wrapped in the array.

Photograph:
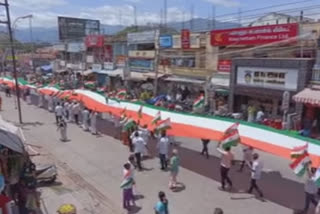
[
  {"x1": 90, "y1": 111, "x2": 98, "y2": 135},
  {"x1": 82, "y1": 108, "x2": 90, "y2": 131},
  {"x1": 63, "y1": 102, "x2": 70, "y2": 121},
  {"x1": 239, "y1": 146, "x2": 253, "y2": 172},
  {"x1": 217, "y1": 145, "x2": 234, "y2": 191},
  {"x1": 47, "y1": 95, "x2": 54, "y2": 112},
  {"x1": 247, "y1": 153, "x2": 264, "y2": 197},
  {"x1": 132, "y1": 131, "x2": 146, "y2": 171},
  {"x1": 256, "y1": 108, "x2": 265, "y2": 124},
  {"x1": 157, "y1": 131, "x2": 169, "y2": 170},
  {"x1": 303, "y1": 166, "x2": 318, "y2": 213},
  {"x1": 55, "y1": 103, "x2": 63, "y2": 124}
]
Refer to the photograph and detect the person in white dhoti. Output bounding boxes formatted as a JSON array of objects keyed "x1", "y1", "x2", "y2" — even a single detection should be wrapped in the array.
[
  {"x1": 57, "y1": 118, "x2": 68, "y2": 142},
  {"x1": 48, "y1": 95, "x2": 54, "y2": 112},
  {"x1": 38, "y1": 94, "x2": 43, "y2": 108},
  {"x1": 139, "y1": 125, "x2": 150, "y2": 157},
  {"x1": 63, "y1": 101, "x2": 70, "y2": 121},
  {"x1": 82, "y1": 108, "x2": 90, "y2": 131},
  {"x1": 90, "y1": 111, "x2": 98, "y2": 135}
]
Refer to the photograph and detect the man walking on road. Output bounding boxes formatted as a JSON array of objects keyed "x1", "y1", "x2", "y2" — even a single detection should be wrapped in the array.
[
  {"x1": 239, "y1": 146, "x2": 253, "y2": 172},
  {"x1": 72, "y1": 102, "x2": 80, "y2": 125},
  {"x1": 55, "y1": 103, "x2": 63, "y2": 124},
  {"x1": 201, "y1": 139, "x2": 210, "y2": 159},
  {"x1": 302, "y1": 166, "x2": 318, "y2": 213},
  {"x1": 217, "y1": 145, "x2": 234, "y2": 191},
  {"x1": 157, "y1": 131, "x2": 169, "y2": 171},
  {"x1": 247, "y1": 153, "x2": 264, "y2": 198},
  {"x1": 132, "y1": 131, "x2": 146, "y2": 171}
]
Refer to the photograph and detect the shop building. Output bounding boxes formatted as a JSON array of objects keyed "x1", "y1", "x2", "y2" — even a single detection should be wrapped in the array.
[{"x1": 229, "y1": 58, "x2": 314, "y2": 120}]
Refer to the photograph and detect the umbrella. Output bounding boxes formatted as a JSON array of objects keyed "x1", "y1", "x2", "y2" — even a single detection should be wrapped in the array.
[{"x1": 0, "y1": 115, "x2": 25, "y2": 153}]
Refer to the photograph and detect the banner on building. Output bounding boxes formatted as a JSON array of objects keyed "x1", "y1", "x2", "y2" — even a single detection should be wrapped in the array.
[
  {"x1": 104, "y1": 62, "x2": 115, "y2": 70},
  {"x1": 159, "y1": 35, "x2": 173, "y2": 48},
  {"x1": 218, "y1": 60, "x2": 232, "y2": 72},
  {"x1": 116, "y1": 56, "x2": 126, "y2": 67},
  {"x1": 129, "y1": 58, "x2": 154, "y2": 72},
  {"x1": 211, "y1": 23, "x2": 298, "y2": 46},
  {"x1": 181, "y1": 29, "x2": 190, "y2": 49},
  {"x1": 67, "y1": 42, "x2": 86, "y2": 53},
  {"x1": 92, "y1": 64, "x2": 102, "y2": 72},
  {"x1": 85, "y1": 35, "x2": 104, "y2": 48},
  {"x1": 236, "y1": 66, "x2": 299, "y2": 91}
]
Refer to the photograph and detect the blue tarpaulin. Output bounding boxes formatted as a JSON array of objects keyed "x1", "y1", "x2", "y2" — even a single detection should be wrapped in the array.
[
  {"x1": 41, "y1": 64, "x2": 52, "y2": 72},
  {"x1": 146, "y1": 94, "x2": 167, "y2": 105}
]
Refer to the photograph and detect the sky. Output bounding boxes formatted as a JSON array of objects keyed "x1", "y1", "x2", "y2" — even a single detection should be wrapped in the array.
[{"x1": 6, "y1": 0, "x2": 320, "y2": 28}]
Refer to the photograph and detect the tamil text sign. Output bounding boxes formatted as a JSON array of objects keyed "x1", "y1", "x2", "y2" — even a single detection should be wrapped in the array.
[
  {"x1": 129, "y1": 58, "x2": 154, "y2": 72},
  {"x1": 211, "y1": 23, "x2": 298, "y2": 46},
  {"x1": 236, "y1": 66, "x2": 298, "y2": 91},
  {"x1": 218, "y1": 60, "x2": 232, "y2": 72},
  {"x1": 85, "y1": 35, "x2": 104, "y2": 48}
]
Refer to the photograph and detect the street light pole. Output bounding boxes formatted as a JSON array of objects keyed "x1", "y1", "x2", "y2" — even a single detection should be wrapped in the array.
[{"x1": 3, "y1": 0, "x2": 23, "y2": 123}]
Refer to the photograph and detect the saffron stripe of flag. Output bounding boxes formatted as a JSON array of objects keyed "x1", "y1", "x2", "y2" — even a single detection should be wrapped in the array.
[
  {"x1": 290, "y1": 143, "x2": 308, "y2": 159},
  {"x1": 221, "y1": 130, "x2": 240, "y2": 149},
  {"x1": 289, "y1": 153, "x2": 310, "y2": 177}
]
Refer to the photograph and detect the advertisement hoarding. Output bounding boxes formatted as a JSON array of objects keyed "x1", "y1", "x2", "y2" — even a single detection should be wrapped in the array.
[
  {"x1": 181, "y1": 29, "x2": 190, "y2": 49},
  {"x1": 159, "y1": 35, "x2": 173, "y2": 48},
  {"x1": 211, "y1": 23, "x2": 298, "y2": 46},
  {"x1": 116, "y1": 56, "x2": 126, "y2": 67},
  {"x1": 236, "y1": 66, "x2": 298, "y2": 91},
  {"x1": 67, "y1": 42, "x2": 85, "y2": 53},
  {"x1": 58, "y1": 17, "x2": 100, "y2": 41}
]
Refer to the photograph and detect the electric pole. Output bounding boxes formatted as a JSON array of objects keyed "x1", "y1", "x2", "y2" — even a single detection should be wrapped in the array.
[{"x1": 0, "y1": 0, "x2": 23, "y2": 123}]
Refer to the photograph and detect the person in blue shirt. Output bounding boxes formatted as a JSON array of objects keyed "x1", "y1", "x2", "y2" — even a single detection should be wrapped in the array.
[{"x1": 154, "y1": 191, "x2": 169, "y2": 214}]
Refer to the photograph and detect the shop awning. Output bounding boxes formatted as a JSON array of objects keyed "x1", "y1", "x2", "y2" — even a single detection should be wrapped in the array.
[
  {"x1": 164, "y1": 76, "x2": 205, "y2": 84},
  {"x1": 293, "y1": 88, "x2": 320, "y2": 105},
  {"x1": 0, "y1": 116, "x2": 25, "y2": 153}
]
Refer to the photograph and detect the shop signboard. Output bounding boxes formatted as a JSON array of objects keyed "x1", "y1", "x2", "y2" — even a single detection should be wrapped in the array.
[
  {"x1": 190, "y1": 34, "x2": 200, "y2": 48},
  {"x1": 181, "y1": 29, "x2": 190, "y2": 49},
  {"x1": 127, "y1": 30, "x2": 156, "y2": 44},
  {"x1": 85, "y1": 35, "x2": 104, "y2": 48},
  {"x1": 129, "y1": 58, "x2": 154, "y2": 72},
  {"x1": 172, "y1": 35, "x2": 181, "y2": 48},
  {"x1": 92, "y1": 64, "x2": 102, "y2": 72},
  {"x1": 53, "y1": 44, "x2": 66, "y2": 51},
  {"x1": 104, "y1": 62, "x2": 114, "y2": 70},
  {"x1": 67, "y1": 42, "x2": 85, "y2": 53},
  {"x1": 211, "y1": 23, "x2": 298, "y2": 46},
  {"x1": 129, "y1": 50, "x2": 155, "y2": 58},
  {"x1": 236, "y1": 67, "x2": 298, "y2": 91},
  {"x1": 58, "y1": 16, "x2": 100, "y2": 41},
  {"x1": 116, "y1": 56, "x2": 126, "y2": 67},
  {"x1": 218, "y1": 60, "x2": 232, "y2": 72},
  {"x1": 159, "y1": 35, "x2": 173, "y2": 48}
]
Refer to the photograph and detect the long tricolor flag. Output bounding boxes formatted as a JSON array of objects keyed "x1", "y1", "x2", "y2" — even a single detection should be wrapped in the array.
[
  {"x1": 291, "y1": 143, "x2": 308, "y2": 159},
  {"x1": 120, "y1": 170, "x2": 134, "y2": 189},
  {"x1": 151, "y1": 111, "x2": 161, "y2": 125},
  {"x1": 220, "y1": 130, "x2": 240, "y2": 149},
  {"x1": 193, "y1": 95, "x2": 205, "y2": 109},
  {"x1": 155, "y1": 118, "x2": 171, "y2": 132},
  {"x1": 290, "y1": 153, "x2": 310, "y2": 177},
  {"x1": 123, "y1": 118, "x2": 135, "y2": 132}
]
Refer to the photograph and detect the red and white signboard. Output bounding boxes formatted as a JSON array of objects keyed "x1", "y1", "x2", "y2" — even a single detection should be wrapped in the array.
[
  {"x1": 218, "y1": 60, "x2": 232, "y2": 72},
  {"x1": 181, "y1": 29, "x2": 190, "y2": 49},
  {"x1": 211, "y1": 23, "x2": 298, "y2": 46},
  {"x1": 85, "y1": 35, "x2": 105, "y2": 48}
]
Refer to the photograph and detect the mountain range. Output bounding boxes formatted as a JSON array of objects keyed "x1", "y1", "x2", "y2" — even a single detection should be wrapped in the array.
[{"x1": 0, "y1": 18, "x2": 240, "y2": 43}]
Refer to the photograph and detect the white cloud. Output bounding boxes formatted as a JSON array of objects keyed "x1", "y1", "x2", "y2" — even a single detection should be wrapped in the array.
[
  {"x1": 205, "y1": 0, "x2": 240, "y2": 8},
  {"x1": 11, "y1": 0, "x2": 67, "y2": 10}
]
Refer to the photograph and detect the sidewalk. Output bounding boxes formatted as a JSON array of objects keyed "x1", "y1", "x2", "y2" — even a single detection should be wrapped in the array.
[{"x1": 2, "y1": 95, "x2": 293, "y2": 214}]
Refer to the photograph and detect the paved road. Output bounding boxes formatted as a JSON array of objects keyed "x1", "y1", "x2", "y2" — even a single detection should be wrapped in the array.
[{"x1": 1, "y1": 94, "x2": 312, "y2": 214}]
